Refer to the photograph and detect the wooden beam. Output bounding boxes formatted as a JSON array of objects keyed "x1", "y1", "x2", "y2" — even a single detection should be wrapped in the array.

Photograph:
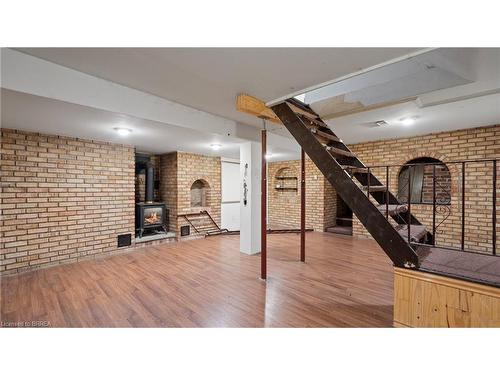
[{"x1": 236, "y1": 94, "x2": 281, "y2": 124}]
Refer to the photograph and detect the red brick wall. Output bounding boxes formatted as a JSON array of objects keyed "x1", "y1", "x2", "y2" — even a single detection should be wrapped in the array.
[
  {"x1": 159, "y1": 152, "x2": 178, "y2": 235},
  {"x1": 348, "y1": 124, "x2": 500, "y2": 253},
  {"x1": 159, "y1": 152, "x2": 221, "y2": 238},
  {"x1": 268, "y1": 157, "x2": 336, "y2": 232},
  {"x1": 323, "y1": 179, "x2": 337, "y2": 229},
  {"x1": 0, "y1": 129, "x2": 135, "y2": 274},
  {"x1": 420, "y1": 164, "x2": 451, "y2": 204}
]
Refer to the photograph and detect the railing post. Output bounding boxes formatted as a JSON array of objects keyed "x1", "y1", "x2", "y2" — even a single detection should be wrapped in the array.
[
  {"x1": 300, "y1": 148, "x2": 306, "y2": 262},
  {"x1": 407, "y1": 166, "x2": 412, "y2": 243},
  {"x1": 461, "y1": 161, "x2": 466, "y2": 251},
  {"x1": 493, "y1": 160, "x2": 497, "y2": 256},
  {"x1": 432, "y1": 165, "x2": 436, "y2": 246},
  {"x1": 385, "y1": 166, "x2": 389, "y2": 220}
]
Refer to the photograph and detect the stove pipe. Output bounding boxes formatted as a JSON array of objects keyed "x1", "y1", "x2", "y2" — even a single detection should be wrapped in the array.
[{"x1": 145, "y1": 162, "x2": 154, "y2": 203}]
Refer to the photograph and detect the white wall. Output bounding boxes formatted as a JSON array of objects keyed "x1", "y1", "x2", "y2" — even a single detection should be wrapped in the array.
[
  {"x1": 221, "y1": 159, "x2": 240, "y2": 231},
  {"x1": 239, "y1": 142, "x2": 261, "y2": 255}
]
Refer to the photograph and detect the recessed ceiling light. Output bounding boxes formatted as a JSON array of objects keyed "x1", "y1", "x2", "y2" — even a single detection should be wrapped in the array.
[
  {"x1": 210, "y1": 143, "x2": 222, "y2": 151},
  {"x1": 375, "y1": 120, "x2": 388, "y2": 127},
  {"x1": 400, "y1": 117, "x2": 416, "y2": 126},
  {"x1": 114, "y1": 127, "x2": 132, "y2": 136}
]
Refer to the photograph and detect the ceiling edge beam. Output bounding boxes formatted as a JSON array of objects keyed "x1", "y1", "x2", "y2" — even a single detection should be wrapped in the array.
[
  {"x1": 321, "y1": 96, "x2": 417, "y2": 120},
  {"x1": 1, "y1": 48, "x2": 262, "y2": 142},
  {"x1": 265, "y1": 48, "x2": 437, "y2": 107}
]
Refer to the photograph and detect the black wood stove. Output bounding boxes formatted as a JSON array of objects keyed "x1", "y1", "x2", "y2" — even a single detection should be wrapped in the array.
[
  {"x1": 136, "y1": 202, "x2": 168, "y2": 238},
  {"x1": 135, "y1": 161, "x2": 169, "y2": 238}
]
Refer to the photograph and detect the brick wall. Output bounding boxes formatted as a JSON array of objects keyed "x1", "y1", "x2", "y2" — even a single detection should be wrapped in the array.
[
  {"x1": 420, "y1": 164, "x2": 451, "y2": 204},
  {"x1": 323, "y1": 179, "x2": 337, "y2": 229},
  {"x1": 0, "y1": 128, "x2": 135, "y2": 274},
  {"x1": 348, "y1": 124, "x2": 500, "y2": 253},
  {"x1": 160, "y1": 151, "x2": 221, "y2": 238},
  {"x1": 159, "y1": 152, "x2": 178, "y2": 234},
  {"x1": 268, "y1": 157, "x2": 335, "y2": 232}
]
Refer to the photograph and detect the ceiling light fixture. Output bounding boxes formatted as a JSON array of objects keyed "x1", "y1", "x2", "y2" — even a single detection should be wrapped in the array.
[
  {"x1": 375, "y1": 120, "x2": 388, "y2": 127},
  {"x1": 210, "y1": 143, "x2": 222, "y2": 151},
  {"x1": 114, "y1": 127, "x2": 132, "y2": 136},
  {"x1": 400, "y1": 117, "x2": 416, "y2": 126}
]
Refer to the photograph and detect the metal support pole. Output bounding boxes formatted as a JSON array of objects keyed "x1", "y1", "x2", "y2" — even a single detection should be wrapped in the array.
[
  {"x1": 300, "y1": 148, "x2": 306, "y2": 262},
  {"x1": 432, "y1": 165, "x2": 436, "y2": 245},
  {"x1": 493, "y1": 160, "x2": 497, "y2": 256},
  {"x1": 461, "y1": 162, "x2": 466, "y2": 251},
  {"x1": 261, "y1": 121, "x2": 267, "y2": 279}
]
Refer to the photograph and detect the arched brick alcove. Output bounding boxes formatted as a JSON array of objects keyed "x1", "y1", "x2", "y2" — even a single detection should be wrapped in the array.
[{"x1": 190, "y1": 179, "x2": 211, "y2": 208}]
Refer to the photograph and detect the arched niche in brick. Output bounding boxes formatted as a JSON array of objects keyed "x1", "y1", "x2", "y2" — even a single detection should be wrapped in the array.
[
  {"x1": 397, "y1": 157, "x2": 452, "y2": 205},
  {"x1": 274, "y1": 167, "x2": 298, "y2": 193},
  {"x1": 190, "y1": 179, "x2": 210, "y2": 207}
]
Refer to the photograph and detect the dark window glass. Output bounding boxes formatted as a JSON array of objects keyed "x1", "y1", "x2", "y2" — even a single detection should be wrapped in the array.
[{"x1": 398, "y1": 157, "x2": 451, "y2": 205}]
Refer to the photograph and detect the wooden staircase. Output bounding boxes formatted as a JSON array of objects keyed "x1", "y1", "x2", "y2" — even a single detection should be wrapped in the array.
[{"x1": 271, "y1": 99, "x2": 433, "y2": 268}]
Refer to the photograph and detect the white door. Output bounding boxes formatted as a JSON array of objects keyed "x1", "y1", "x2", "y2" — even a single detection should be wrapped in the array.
[{"x1": 221, "y1": 160, "x2": 240, "y2": 231}]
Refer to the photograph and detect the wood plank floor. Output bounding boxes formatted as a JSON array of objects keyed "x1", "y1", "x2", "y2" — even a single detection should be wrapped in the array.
[{"x1": 0, "y1": 232, "x2": 394, "y2": 327}]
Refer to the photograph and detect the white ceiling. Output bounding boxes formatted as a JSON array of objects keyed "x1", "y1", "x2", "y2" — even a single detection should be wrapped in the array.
[
  {"x1": 0, "y1": 89, "x2": 299, "y2": 161},
  {"x1": 2, "y1": 48, "x2": 499, "y2": 160},
  {"x1": 15, "y1": 48, "x2": 419, "y2": 127},
  {"x1": 329, "y1": 92, "x2": 500, "y2": 144},
  {"x1": 320, "y1": 48, "x2": 500, "y2": 144}
]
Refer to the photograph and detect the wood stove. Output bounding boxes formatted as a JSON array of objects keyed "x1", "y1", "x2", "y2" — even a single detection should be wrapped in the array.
[
  {"x1": 135, "y1": 159, "x2": 169, "y2": 238},
  {"x1": 136, "y1": 202, "x2": 168, "y2": 238}
]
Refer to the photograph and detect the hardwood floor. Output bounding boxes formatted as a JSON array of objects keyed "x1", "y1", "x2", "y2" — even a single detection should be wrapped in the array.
[{"x1": 0, "y1": 232, "x2": 394, "y2": 327}]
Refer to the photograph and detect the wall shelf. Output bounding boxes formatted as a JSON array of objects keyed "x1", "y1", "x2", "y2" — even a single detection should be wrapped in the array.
[{"x1": 274, "y1": 167, "x2": 298, "y2": 192}]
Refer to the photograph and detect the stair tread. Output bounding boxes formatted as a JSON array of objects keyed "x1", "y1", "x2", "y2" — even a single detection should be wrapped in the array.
[
  {"x1": 325, "y1": 226, "x2": 353, "y2": 235},
  {"x1": 396, "y1": 224, "x2": 427, "y2": 242},
  {"x1": 362, "y1": 185, "x2": 387, "y2": 192},
  {"x1": 287, "y1": 100, "x2": 318, "y2": 119},
  {"x1": 310, "y1": 128, "x2": 340, "y2": 143},
  {"x1": 326, "y1": 146, "x2": 356, "y2": 158},
  {"x1": 342, "y1": 166, "x2": 369, "y2": 174},
  {"x1": 376, "y1": 204, "x2": 408, "y2": 215},
  {"x1": 305, "y1": 117, "x2": 330, "y2": 130}
]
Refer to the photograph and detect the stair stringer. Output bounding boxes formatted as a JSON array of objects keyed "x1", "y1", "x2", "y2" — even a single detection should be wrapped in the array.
[{"x1": 271, "y1": 102, "x2": 419, "y2": 268}]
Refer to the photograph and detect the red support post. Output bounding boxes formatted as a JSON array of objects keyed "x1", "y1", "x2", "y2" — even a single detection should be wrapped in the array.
[
  {"x1": 300, "y1": 148, "x2": 306, "y2": 262},
  {"x1": 261, "y1": 128, "x2": 267, "y2": 279}
]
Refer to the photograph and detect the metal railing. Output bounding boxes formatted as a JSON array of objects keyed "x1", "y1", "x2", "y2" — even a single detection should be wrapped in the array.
[
  {"x1": 178, "y1": 210, "x2": 229, "y2": 236},
  {"x1": 362, "y1": 158, "x2": 498, "y2": 256}
]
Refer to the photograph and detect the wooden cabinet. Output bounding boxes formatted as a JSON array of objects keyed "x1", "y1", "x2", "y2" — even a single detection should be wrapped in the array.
[{"x1": 394, "y1": 268, "x2": 500, "y2": 327}]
